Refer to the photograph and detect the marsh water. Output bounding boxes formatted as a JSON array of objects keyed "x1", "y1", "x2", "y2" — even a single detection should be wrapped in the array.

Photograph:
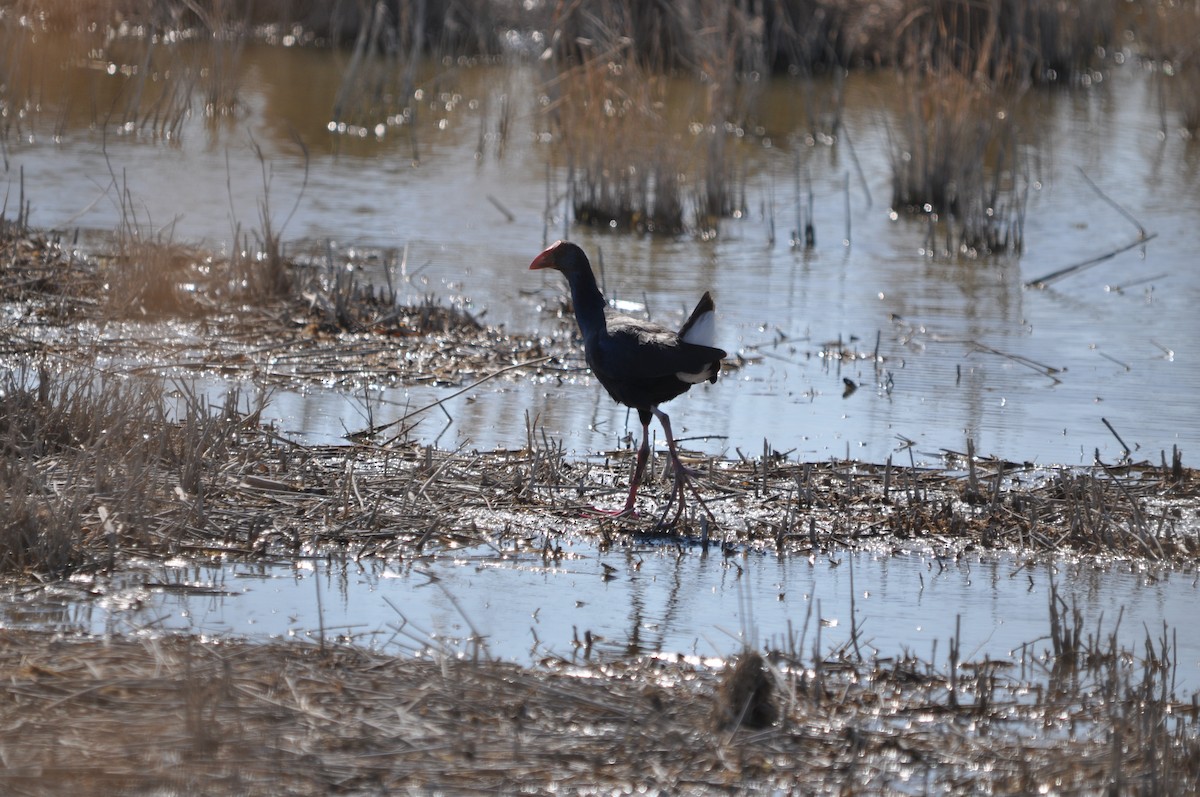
[
  {"x1": 3, "y1": 38, "x2": 1199, "y2": 673},
  {"x1": 7, "y1": 543, "x2": 1200, "y2": 688},
  {"x1": 8, "y1": 41, "x2": 1198, "y2": 465}
]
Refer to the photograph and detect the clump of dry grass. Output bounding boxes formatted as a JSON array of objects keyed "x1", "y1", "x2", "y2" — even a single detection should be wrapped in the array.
[
  {"x1": 882, "y1": 0, "x2": 1131, "y2": 257},
  {"x1": 556, "y1": 55, "x2": 690, "y2": 236},
  {"x1": 1143, "y1": 0, "x2": 1200, "y2": 132},
  {"x1": 892, "y1": 0, "x2": 1116, "y2": 85},
  {"x1": 888, "y1": 66, "x2": 1027, "y2": 256},
  {"x1": 713, "y1": 649, "x2": 777, "y2": 729},
  {"x1": 541, "y1": 11, "x2": 748, "y2": 237},
  {"x1": 0, "y1": 365, "x2": 233, "y2": 576},
  {"x1": 886, "y1": 0, "x2": 1051, "y2": 258}
]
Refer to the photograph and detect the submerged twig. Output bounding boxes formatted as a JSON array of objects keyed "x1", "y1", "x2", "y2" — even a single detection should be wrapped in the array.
[
  {"x1": 363, "y1": 356, "x2": 554, "y2": 445},
  {"x1": 1025, "y1": 169, "x2": 1156, "y2": 288}
]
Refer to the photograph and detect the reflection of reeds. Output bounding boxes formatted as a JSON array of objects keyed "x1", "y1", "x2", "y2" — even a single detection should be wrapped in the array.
[
  {"x1": 328, "y1": 0, "x2": 506, "y2": 139},
  {"x1": 0, "y1": 0, "x2": 252, "y2": 141}
]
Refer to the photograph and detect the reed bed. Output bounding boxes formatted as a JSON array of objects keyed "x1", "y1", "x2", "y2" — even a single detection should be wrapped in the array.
[
  {"x1": 540, "y1": 10, "x2": 750, "y2": 237},
  {"x1": 1143, "y1": 0, "x2": 1200, "y2": 132},
  {"x1": 888, "y1": 65, "x2": 1028, "y2": 256},
  {"x1": 553, "y1": 59, "x2": 691, "y2": 236},
  {"x1": 891, "y1": 0, "x2": 1116, "y2": 85},
  {"x1": 0, "y1": 592, "x2": 1196, "y2": 794}
]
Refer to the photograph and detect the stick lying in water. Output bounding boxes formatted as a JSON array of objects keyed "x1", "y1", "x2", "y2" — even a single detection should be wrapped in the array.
[
  {"x1": 1025, "y1": 168, "x2": 1156, "y2": 289},
  {"x1": 347, "y1": 355, "x2": 554, "y2": 445}
]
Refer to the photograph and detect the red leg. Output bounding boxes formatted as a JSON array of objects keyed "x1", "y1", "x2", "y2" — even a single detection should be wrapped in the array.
[
  {"x1": 616, "y1": 419, "x2": 651, "y2": 516},
  {"x1": 587, "y1": 416, "x2": 650, "y2": 518}
]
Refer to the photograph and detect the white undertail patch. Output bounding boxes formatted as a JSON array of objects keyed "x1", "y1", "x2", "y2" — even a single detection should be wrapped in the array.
[
  {"x1": 675, "y1": 363, "x2": 717, "y2": 384},
  {"x1": 680, "y1": 310, "x2": 716, "y2": 347}
]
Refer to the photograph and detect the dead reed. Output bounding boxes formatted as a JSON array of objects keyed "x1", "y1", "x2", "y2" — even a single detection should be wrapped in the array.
[
  {"x1": 553, "y1": 54, "x2": 690, "y2": 236},
  {"x1": 1144, "y1": 0, "x2": 1200, "y2": 132},
  {"x1": 540, "y1": 7, "x2": 750, "y2": 237},
  {"x1": 0, "y1": 589, "x2": 1195, "y2": 794},
  {"x1": 892, "y1": 0, "x2": 1116, "y2": 86},
  {"x1": 541, "y1": 0, "x2": 899, "y2": 75},
  {"x1": 888, "y1": 66, "x2": 1028, "y2": 256}
]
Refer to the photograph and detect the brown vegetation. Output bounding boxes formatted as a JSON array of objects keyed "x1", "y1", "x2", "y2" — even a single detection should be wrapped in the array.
[
  {"x1": 888, "y1": 66, "x2": 1027, "y2": 256},
  {"x1": 0, "y1": 594, "x2": 1197, "y2": 795},
  {"x1": 1142, "y1": 0, "x2": 1200, "y2": 131}
]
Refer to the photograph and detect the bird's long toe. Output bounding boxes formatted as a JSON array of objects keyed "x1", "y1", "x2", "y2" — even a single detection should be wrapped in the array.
[{"x1": 585, "y1": 504, "x2": 640, "y2": 519}]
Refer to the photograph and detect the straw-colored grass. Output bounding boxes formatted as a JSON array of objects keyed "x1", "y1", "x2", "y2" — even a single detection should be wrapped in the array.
[
  {"x1": 0, "y1": 601, "x2": 1196, "y2": 795},
  {"x1": 552, "y1": 54, "x2": 690, "y2": 235},
  {"x1": 1143, "y1": 0, "x2": 1200, "y2": 132},
  {"x1": 540, "y1": 19, "x2": 748, "y2": 237},
  {"x1": 889, "y1": 66, "x2": 1027, "y2": 256}
]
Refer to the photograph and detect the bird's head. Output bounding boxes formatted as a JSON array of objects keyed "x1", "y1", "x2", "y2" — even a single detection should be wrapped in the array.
[{"x1": 529, "y1": 240, "x2": 591, "y2": 278}]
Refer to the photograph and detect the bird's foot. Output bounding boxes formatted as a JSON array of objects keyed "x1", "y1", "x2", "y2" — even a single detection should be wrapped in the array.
[
  {"x1": 654, "y1": 467, "x2": 717, "y2": 531},
  {"x1": 584, "y1": 505, "x2": 639, "y2": 519}
]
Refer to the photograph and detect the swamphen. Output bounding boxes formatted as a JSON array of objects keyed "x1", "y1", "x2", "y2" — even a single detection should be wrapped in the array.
[{"x1": 530, "y1": 240, "x2": 726, "y2": 526}]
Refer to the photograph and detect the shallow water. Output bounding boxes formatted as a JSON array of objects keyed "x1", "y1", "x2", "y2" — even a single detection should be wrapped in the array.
[
  {"x1": 4, "y1": 40, "x2": 1197, "y2": 466},
  {"x1": 5, "y1": 542, "x2": 1199, "y2": 688}
]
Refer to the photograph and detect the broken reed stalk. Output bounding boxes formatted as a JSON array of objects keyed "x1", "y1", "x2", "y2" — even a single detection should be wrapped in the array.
[
  {"x1": 1025, "y1": 169, "x2": 1156, "y2": 287},
  {"x1": 366, "y1": 355, "x2": 553, "y2": 445}
]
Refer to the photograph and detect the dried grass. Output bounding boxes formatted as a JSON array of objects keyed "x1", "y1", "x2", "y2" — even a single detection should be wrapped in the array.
[
  {"x1": 0, "y1": 601, "x2": 1196, "y2": 795},
  {"x1": 888, "y1": 17, "x2": 1030, "y2": 258},
  {"x1": 892, "y1": 0, "x2": 1116, "y2": 85},
  {"x1": 1144, "y1": 0, "x2": 1200, "y2": 132},
  {"x1": 541, "y1": 21, "x2": 747, "y2": 237},
  {"x1": 546, "y1": 47, "x2": 689, "y2": 236}
]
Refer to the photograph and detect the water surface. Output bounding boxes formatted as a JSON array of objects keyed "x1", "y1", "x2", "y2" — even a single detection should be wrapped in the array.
[
  {"x1": 6, "y1": 542, "x2": 1198, "y2": 689},
  {"x1": 4, "y1": 43, "x2": 1197, "y2": 466}
]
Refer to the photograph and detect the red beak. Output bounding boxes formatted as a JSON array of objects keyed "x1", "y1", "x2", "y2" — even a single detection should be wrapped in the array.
[{"x1": 529, "y1": 249, "x2": 555, "y2": 270}]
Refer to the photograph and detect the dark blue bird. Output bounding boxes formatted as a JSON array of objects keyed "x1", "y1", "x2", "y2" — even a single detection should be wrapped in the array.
[{"x1": 531, "y1": 240, "x2": 725, "y2": 524}]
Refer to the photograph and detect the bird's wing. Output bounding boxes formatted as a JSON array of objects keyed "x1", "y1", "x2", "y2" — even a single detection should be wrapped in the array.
[{"x1": 591, "y1": 316, "x2": 725, "y2": 382}]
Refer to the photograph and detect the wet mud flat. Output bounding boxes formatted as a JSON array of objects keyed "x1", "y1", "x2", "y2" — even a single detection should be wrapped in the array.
[{"x1": 3, "y1": 227, "x2": 1200, "y2": 793}]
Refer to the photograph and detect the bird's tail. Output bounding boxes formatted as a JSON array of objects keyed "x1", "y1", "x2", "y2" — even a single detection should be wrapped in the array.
[{"x1": 679, "y1": 291, "x2": 717, "y2": 347}]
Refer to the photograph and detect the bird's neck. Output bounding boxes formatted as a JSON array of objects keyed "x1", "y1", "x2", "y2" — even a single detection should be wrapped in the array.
[{"x1": 566, "y1": 272, "x2": 608, "y2": 336}]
